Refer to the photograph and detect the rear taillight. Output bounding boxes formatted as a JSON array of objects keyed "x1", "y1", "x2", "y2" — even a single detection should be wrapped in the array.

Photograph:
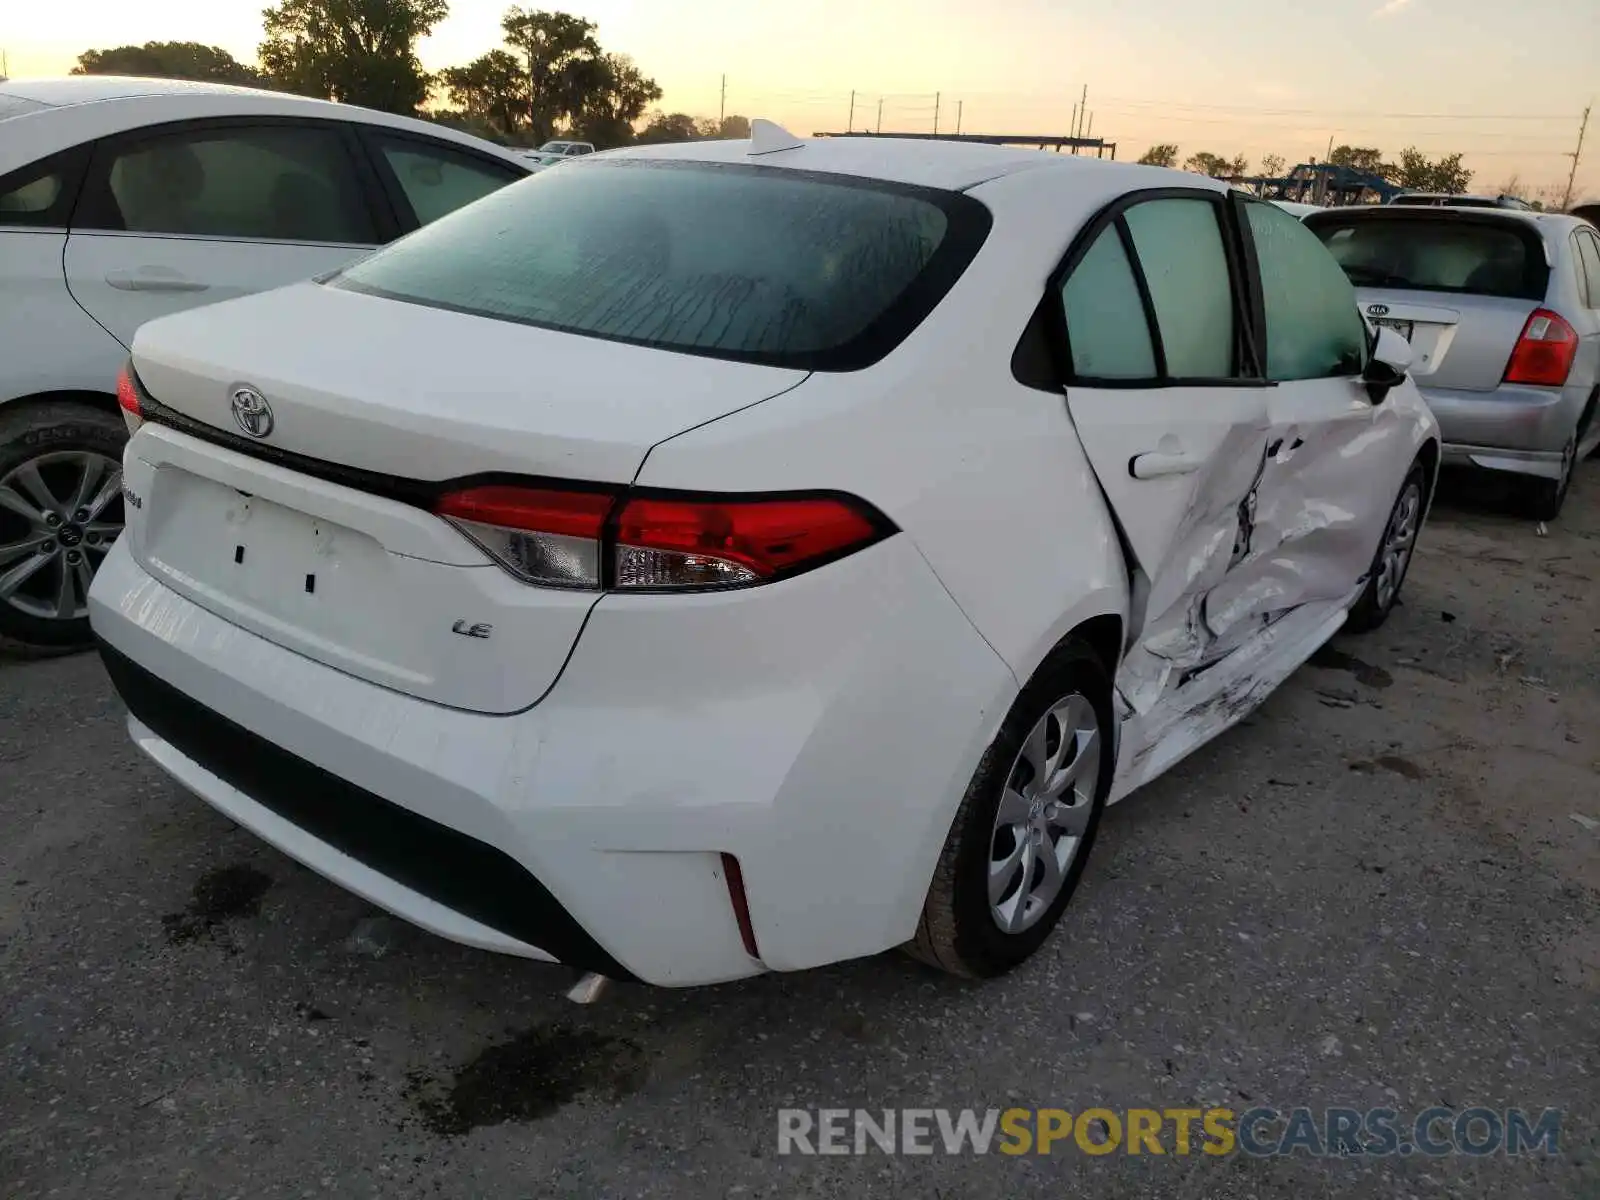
[
  {"x1": 614, "y1": 494, "x2": 882, "y2": 589},
  {"x1": 1504, "y1": 308, "x2": 1578, "y2": 386},
  {"x1": 434, "y1": 485, "x2": 614, "y2": 588},
  {"x1": 116, "y1": 363, "x2": 144, "y2": 434},
  {"x1": 431, "y1": 484, "x2": 888, "y2": 591}
]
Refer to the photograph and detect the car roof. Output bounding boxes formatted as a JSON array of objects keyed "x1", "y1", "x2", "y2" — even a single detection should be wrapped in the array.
[
  {"x1": 0, "y1": 77, "x2": 528, "y2": 177},
  {"x1": 0, "y1": 76, "x2": 279, "y2": 106},
  {"x1": 603, "y1": 133, "x2": 1200, "y2": 193},
  {"x1": 1304, "y1": 204, "x2": 1593, "y2": 258}
]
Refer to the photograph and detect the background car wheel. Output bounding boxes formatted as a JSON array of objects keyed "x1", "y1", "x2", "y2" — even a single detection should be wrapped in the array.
[
  {"x1": 905, "y1": 639, "x2": 1113, "y2": 978},
  {"x1": 0, "y1": 402, "x2": 127, "y2": 655},
  {"x1": 1345, "y1": 460, "x2": 1426, "y2": 634},
  {"x1": 1516, "y1": 436, "x2": 1574, "y2": 522}
]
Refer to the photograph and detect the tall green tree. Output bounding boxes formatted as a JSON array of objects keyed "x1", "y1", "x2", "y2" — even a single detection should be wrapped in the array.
[
  {"x1": 1391, "y1": 146, "x2": 1472, "y2": 193},
  {"x1": 1329, "y1": 145, "x2": 1387, "y2": 175},
  {"x1": 438, "y1": 48, "x2": 527, "y2": 138},
  {"x1": 73, "y1": 42, "x2": 263, "y2": 85},
  {"x1": 571, "y1": 54, "x2": 662, "y2": 148},
  {"x1": 1184, "y1": 151, "x2": 1247, "y2": 178},
  {"x1": 635, "y1": 111, "x2": 700, "y2": 144},
  {"x1": 499, "y1": 8, "x2": 600, "y2": 142},
  {"x1": 259, "y1": 0, "x2": 446, "y2": 114},
  {"x1": 1137, "y1": 143, "x2": 1179, "y2": 167}
]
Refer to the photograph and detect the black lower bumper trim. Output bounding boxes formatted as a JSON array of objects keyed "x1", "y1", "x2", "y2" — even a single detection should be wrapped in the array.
[{"x1": 97, "y1": 640, "x2": 634, "y2": 980}]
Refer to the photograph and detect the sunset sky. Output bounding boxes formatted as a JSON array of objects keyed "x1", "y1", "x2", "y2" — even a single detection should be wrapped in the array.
[{"x1": 5, "y1": 0, "x2": 1596, "y2": 197}]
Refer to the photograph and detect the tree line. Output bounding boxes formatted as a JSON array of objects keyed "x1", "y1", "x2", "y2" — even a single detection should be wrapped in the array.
[
  {"x1": 70, "y1": 1, "x2": 747, "y2": 149},
  {"x1": 1135, "y1": 141, "x2": 1475, "y2": 194}
]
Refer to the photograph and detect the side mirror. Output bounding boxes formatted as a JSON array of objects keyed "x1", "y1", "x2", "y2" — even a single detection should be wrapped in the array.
[{"x1": 1363, "y1": 325, "x2": 1413, "y2": 404}]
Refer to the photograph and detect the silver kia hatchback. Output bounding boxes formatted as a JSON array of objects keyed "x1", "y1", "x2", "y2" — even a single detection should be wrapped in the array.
[{"x1": 1305, "y1": 206, "x2": 1600, "y2": 519}]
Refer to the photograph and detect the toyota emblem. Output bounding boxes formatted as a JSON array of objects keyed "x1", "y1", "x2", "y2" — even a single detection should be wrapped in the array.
[{"x1": 230, "y1": 386, "x2": 274, "y2": 439}]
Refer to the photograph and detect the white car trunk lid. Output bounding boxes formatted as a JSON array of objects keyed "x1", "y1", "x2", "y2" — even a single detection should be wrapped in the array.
[{"x1": 124, "y1": 283, "x2": 807, "y2": 713}]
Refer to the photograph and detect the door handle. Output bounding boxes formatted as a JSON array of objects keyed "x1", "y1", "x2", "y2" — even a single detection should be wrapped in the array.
[
  {"x1": 105, "y1": 269, "x2": 209, "y2": 293},
  {"x1": 1129, "y1": 451, "x2": 1199, "y2": 480}
]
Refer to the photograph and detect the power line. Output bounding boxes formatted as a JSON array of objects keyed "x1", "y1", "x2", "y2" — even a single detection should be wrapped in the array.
[{"x1": 1063, "y1": 94, "x2": 1576, "y2": 120}]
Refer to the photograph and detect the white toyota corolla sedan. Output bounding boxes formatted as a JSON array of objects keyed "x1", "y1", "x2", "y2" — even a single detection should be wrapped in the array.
[{"x1": 89, "y1": 123, "x2": 1439, "y2": 988}]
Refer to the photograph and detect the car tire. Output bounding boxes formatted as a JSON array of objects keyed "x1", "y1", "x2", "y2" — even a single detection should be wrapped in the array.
[
  {"x1": 905, "y1": 638, "x2": 1113, "y2": 978},
  {"x1": 1516, "y1": 435, "x2": 1574, "y2": 522},
  {"x1": 1345, "y1": 460, "x2": 1427, "y2": 634},
  {"x1": 0, "y1": 402, "x2": 128, "y2": 655}
]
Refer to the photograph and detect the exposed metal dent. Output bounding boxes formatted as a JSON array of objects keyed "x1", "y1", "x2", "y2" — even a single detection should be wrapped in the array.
[{"x1": 1110, "y1": 596, "x2": 1355, "y2": 803}]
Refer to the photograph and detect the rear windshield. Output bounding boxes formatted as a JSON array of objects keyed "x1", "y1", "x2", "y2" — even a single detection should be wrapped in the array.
[
  {"x1": 330, "y1": 158, "x2": 990, "y2": 370},
  {"x1": 1308, "y1": 215, "x2": 1549, "y2": 300}
]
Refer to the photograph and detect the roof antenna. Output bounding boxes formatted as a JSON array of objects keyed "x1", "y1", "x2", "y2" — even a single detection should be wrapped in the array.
[{"x1": 748, "y1": 119, "x2": 805, "y2": 156}]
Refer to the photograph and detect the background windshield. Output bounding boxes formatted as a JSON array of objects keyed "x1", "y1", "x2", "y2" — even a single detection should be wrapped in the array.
[{"x1": 1309, "y1": 216, "x2": 1549, "y2": 300}]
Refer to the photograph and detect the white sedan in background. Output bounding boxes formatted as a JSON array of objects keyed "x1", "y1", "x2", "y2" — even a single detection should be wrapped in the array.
[
  {"x1": 0, "y1": 76, "x2": 529, "y2": 651},
  {"x1": 521, "y1": 139, "x2": 595, "y2": 170},
  {"x1": 91, "y1": 125, "x2": 1438, "y2": 988}
]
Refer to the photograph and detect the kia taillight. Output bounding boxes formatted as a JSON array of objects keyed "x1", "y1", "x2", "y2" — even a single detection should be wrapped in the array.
[
  {"x1": 432, "y1": 484, "x2": 889, "y2": 591},
  {"x1": 1504, "y1": 308, "x2": 1578, "y2": 387},
  {"x1": 116, "y1": 363, "x2": 145, "y2": 434}
]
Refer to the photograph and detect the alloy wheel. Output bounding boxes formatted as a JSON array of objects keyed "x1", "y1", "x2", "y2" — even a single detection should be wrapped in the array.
[
  {"x1": 988, "y1": 692, "x2": 1101, "y2": 934},
  {"x1": 1374, "y1": 480, "x2": 1422, "y2": 611},
  {"x1": 0, "y1": 451, "x2": 124, "y2": 622}
]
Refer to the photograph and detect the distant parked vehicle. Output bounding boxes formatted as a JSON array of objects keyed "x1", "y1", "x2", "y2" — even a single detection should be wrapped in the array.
[
  {"x1": 1389, "y1": 192, "x2": 1533, "y2": 211},
  {"x1": 1306, "y1": 205, "x2": 1600, "y2": 519},
  {"x1": 521, "y1": 140, "x2": 595, "y2": 170},
  {"x1": 0, "y1": 75, "x2": 530, "y2": 652}
]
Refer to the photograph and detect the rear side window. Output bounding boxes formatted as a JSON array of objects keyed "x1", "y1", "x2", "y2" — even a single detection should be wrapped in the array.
[
  {"x1": 1059, "y1": 227, "x2": 1157, "y2": 379},
  {"x1": 1309, "y1": 216, "x2": 1550, "y2": 301},
  {"x1": 87, "y1": 123, "x2": 376, "y2": 244},
  {"x1": 1574, "y1": 231, "x2": 1600, "y2": 309},
  {"x1": 1244, "y1": 200, "x2": 1367, "y2": 380},
  {"x1": 370, "y1": 134, "x2": 520, "y2": 227},
  {"x1": 1122, "y1": 198, "x2": 1236, "y2": 378},
  {"x1": 0, "y1": 148, "x2": 87, "y2": 227},
  {"x1": 331, "y1": 159, "x2": 991, "y2": 370}
]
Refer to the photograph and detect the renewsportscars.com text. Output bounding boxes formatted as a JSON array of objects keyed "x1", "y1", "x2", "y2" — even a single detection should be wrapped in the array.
[{"x1": 776, "y1": 1106, "x2": 1562, "y2": 1157}]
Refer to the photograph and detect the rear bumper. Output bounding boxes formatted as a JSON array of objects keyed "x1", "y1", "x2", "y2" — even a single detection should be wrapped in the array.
[
  {"x1": 1419, "y1": 383, "x2": 1583, "y2": 478},
  {"x1": 89, "y1": 533, "x2": 1015, "y2": 986},
  {"x1": 1438, "y1": 442, "x2": 1565, "y2": 480}
]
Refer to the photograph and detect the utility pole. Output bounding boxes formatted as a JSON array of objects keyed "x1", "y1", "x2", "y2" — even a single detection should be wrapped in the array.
[
  {"x1": 933, "y1": 92, "x2": 940, "y2": 136},
  {"x1": 847, "y1": 90, "x2": 855, "y2": 133},
  {"x1": 955, "y1": 99, "x2": 963, "y2": 136},
  {"x1": 1086, "y1": 111, "x2": 1093, "y2": 138},
  {"x1": 1561, "y1": 104, "x2": 1591, "y2": 211},
  {"x1": 876, "y1": 97, "x2": 883, "y2": 133},
  {"x1": 719, "y1": 74, "x2": 726, "y2": 126},
  {"x1": 1070, "y1": 104, "x2": 1078, "y2": 139}
]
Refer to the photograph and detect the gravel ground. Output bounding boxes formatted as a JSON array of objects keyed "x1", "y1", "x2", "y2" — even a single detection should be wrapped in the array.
[{"x1": 3, "y1": 468, "x2": 1598, "y2": 1198}]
